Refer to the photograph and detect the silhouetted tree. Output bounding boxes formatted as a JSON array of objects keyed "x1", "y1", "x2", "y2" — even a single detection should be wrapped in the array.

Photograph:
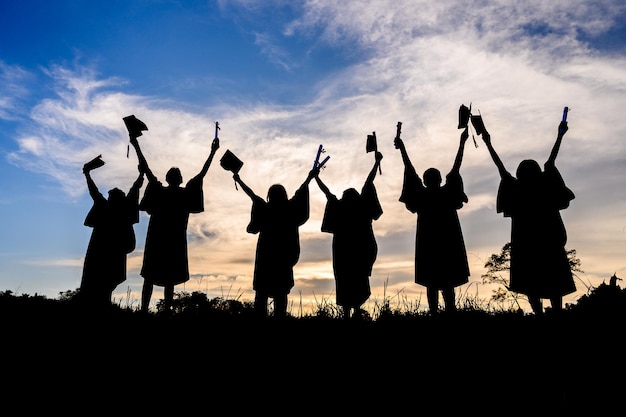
[{"x1": 482, "y1": 242, "x2": 583, "y2": 311}]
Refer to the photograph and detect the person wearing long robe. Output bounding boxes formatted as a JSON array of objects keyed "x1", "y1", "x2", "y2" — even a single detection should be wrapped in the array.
[
  {"x1": 314, "y1": 151, "x2": 383, "y2": 319},
  {"x1": 395, "y1": 127, "x2": 471, "y2": 313},
  {"x1": 129, "y1": 134, "x2": 220, "y2": 313},
  {"x1": 80, "y1": 164, "x2": 144, "y2": 308},
  {"x1": 233, "y1": 167, "x2": 316, "y2": 318},
  {"x1": 482, "y1": 119, "x2": 575, "y2": 315}
]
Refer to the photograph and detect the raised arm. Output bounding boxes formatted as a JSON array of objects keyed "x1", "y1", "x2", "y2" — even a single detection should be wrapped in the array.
[
  {"x1": 129, "y1": 165, "x2": 145, "y2": 195},
  {"x1": 481, "y1": 130, "x2": 508, "y2": 178},
  {"x1": 314, "y1": 171, "x2": 334, "y2": 200},
  {"x1": 196, "y1": 138, "x2": 221, "y2": 180},
  {"x1": 83, "y1": 167, "x2": 102, "y2": 201},
  {"x1": 450, "y1": 127, "x2": 469, "y2": 175},
  {"x1": 394, "y1": 137, "x2": 417, "y2": 177},
  {"x1": 546, "y1": 121, "x2": 568, "y2": 168},
  {"x1": 304, "y1": 168, "x2": 317, "y2": 187},
  {"x1": 232, "y1": 173, "x2": 257, "y2": 200},
  {"x1": 365, "y1": 151, "x2": 383, "y2": 186},
  {"x1": 129, "y1": 135, "x2": 157, "y2": 183}
]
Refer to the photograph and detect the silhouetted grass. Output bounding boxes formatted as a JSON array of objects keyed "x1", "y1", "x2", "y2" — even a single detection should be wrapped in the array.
[
  {"x1": 3, "y1": 280, "x2": 626, "y2": 323},
  {"x1": 1, "y1": 284, "x2": 623, "y2": 414}
]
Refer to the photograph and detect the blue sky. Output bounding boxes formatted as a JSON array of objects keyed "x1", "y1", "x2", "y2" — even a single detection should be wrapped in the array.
[{"x1": 1, "y1": 0, "x2": 626, "y2": 313}]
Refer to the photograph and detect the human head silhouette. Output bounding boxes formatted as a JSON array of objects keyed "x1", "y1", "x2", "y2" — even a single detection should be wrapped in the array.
[
  {"x1": 267, "y1": 184, "x2": 288, "y2": 203},
  {"x1": 166, "y1": 167, "x2": 183, "y2": 187},
  {"x1": 423, "y1": 168, "x2": 442, "y2": 189},
  {"x1": 108, "y1": 187, "x2": 126, "y2": 203},
  {"x1": 341, "y1": 188, "x2": 360, "y2": 203},
  {"x1": 516, "y1": 159, "x2": 542, "y2": 183}
]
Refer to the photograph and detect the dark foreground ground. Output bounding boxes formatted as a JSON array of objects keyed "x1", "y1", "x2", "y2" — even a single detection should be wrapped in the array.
[{"x1": 1, "y1": 288, "x2": 624, "y2": 415}]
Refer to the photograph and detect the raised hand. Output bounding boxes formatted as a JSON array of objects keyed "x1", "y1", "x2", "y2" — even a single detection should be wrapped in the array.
[
  {"x1": 481, "y1": 130, "x2": 491, "y2": 145},
  {"x1": 461, "y1": 127, "x2": 469, "y2": 143},
  {"x1": 211, "y1": 138, "x2": 220, "y2": 152},
  {"x1": 394, "y1": 137, "x2": 405, "y2": 150}
]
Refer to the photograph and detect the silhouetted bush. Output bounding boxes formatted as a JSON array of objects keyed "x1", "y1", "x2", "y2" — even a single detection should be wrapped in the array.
[
  {"x1": 566, "y1": 281, "x2": 626, "y2": 318},
  {"x1": 3, "y1": 281, "x2": 625, "y2": 323}
]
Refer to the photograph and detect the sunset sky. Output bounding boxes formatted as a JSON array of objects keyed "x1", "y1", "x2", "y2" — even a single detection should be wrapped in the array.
[{"x1": 1, "y1": 0, "x2": 625, "y2": 314}]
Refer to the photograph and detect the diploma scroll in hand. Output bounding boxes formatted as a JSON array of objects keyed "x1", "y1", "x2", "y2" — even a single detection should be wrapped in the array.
[
  {"x1": 213, "y1": 121, "x2": 220, "y2": 147},
  {"x1": 393, "y1": 121, "x2": 402, "y2": 149},
  {"x1": 559, "y1": 106, "x2": 569, "y2": 136},
  {"x1": 313, "y1": 144, "x2": 330, "y2": 170}
]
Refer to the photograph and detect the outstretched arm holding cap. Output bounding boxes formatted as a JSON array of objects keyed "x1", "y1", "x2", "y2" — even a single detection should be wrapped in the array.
[
  {"x1": 233, "y1": 173, "x2": 258, "y2": 201},
  {"x1": 83, "y1": 166, "x2": 102, "y2": 203},
  {"x1": 481, "y1": 128, "x2": 508, "y2": 179},
  {"x1": 451, "y1": 127, "x2": 469, "y2": 175},
  {"x1": 365, "y1": 151, "x2": 383, "y2": 187},
  {"x1": 129, "y1": 135, "x2": 157, "y2": 183}
]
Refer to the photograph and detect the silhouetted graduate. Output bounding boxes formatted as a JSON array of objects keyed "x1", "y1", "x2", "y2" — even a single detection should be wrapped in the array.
[
  {"x1": 395, "y1": 125, "x2": 471, "y2": 313},
  {"x1": 80, "y1": 155, "x2": 144, "y2": 308},
  {"x1": 232, "y1": 163, "x2": 317, "y2": 318},
  {"x1": 314, "y1": 150, "x2": 383, "y2": 320},
  {"x1": 129, "y1": 121, "x2": 220, "y2": 313},
  {"x1": 481, "y1": 115, "x2": 576, "y2": 315}
]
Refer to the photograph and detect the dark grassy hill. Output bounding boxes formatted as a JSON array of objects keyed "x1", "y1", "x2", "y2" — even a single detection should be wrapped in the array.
[{"x1": 1, "y1": 284, "x2": 624, "y2": 414}]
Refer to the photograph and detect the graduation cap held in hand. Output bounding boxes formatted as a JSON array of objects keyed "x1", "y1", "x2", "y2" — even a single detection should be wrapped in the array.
[
  {"x1": 220, "y1": 149, "x2": 244, "y2": 190},
  {"x1": 459, "y1": 103, "x2": 479, "y2": 148},
  {"x1": 123, "y1": 115, "x2": 148, "y2": 137},
  {"x1": 84, "y1": 154, "x2": 105, "y2": 172},
  {"x1": 471, "y1": 114, "x2": 486, "y2": 136},
  {"x1": 458, "y1": 104, "x2": 471, "y2": 129},
  {"x1": 220, "y1": 149, "x2": 243, "y2": 173},
  {"x1": 123, "y1": 115, "x2": 148, "y2": 157},
  {"x1": 366, "y1": 132, "x2": 381, "y2": 174}
]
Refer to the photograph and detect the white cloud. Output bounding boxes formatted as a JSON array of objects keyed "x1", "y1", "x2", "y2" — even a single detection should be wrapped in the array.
[
  {"x1": 0, "y1": 62, "x2": 33, "y2": 120},
  {"x1": 6, "y1": 0, "x2": 626, "y2": 313}
]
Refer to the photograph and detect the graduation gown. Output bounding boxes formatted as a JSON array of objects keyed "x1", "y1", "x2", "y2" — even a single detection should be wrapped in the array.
[
  {"x1": 321, "y1": 182, "x2": 382, "y2": 308},
  {"x1": 497, "y1": 164, "x2": 576, "y2": 298},
  {"x1": 139, "y1": 174, "x2": 204, "y2": 287},
  {"x1": 81, "y1": 173, "x2": 142, "y2": 295},
  {"x1": 246, "y1": 184, "x2": 310, "y2": 297},
  {"x1": 399, "y1": 168, "x2": 470, "y2": 288}
]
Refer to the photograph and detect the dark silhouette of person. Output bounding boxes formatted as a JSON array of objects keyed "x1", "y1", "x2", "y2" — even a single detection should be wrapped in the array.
[
  {"x1": 395, "y1": 126, "x2": 471, "y2": 313},
  {"x1": 610, "y1": 273, "x2": 622, "y2": 288},
  {"x1": 233, "y1": 167, "x2": 317, "y2": 318},
  {"x1": 129, "y1": 133, "x2": 220, "y2": 313},
  {"x1": 481, "y1": 118, "x2": 576, "y2": 315},
  {"x1": 80, "y1": 158, "x2": 144, "y2": 308},
  {"x1": 314, "y1": 151, "x2": 383, "y2": 319}
]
